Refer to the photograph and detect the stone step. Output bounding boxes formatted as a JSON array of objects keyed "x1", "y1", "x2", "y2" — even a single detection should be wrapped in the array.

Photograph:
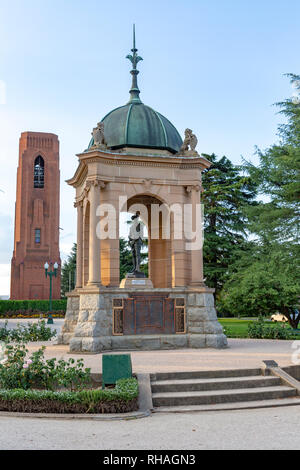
[
  {"x1": 151, "y1": 375, "x2": 281, "y2": 393},
  {"x1": 153, "y1": 397, "x2": 300, "y2": 413},
  {"x1": 152, "y1": 386, "x2": 296, "y2": 407},
  {"x1": 150, "y1": 368, "x2": 262, "y2": 381}
]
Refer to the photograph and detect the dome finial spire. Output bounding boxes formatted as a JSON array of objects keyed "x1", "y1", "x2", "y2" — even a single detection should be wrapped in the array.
[
  {"x1": 126, "y1": 24, "x2": 143, "y2": 103},
  {"x1": 133, "y1": 23, "x2": 136, "y2": 50}
]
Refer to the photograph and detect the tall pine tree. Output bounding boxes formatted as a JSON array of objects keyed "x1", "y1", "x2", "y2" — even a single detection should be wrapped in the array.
[
  {"x1": 221, "y1": 75, "x2": 300, "y2": 324},
  {"x1": 201, "y1": 154, "x2": 257, "y2": 301},
  {"x1": 61, "y1": 239, "x2": 148, "y2": 296},
  {"x1": 243, "y1": 74, "x2": 300, "y2": 243},
  {"x1": 61, "y1": 243, "x2": 77, "y2": 298}
]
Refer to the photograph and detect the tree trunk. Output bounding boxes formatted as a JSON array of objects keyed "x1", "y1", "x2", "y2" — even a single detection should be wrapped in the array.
[{"x1": 283, "y1": 307, "x2": 300, "y2": 329}]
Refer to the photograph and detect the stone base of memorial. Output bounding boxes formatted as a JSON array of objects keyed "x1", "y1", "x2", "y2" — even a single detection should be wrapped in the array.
[{"x1": 58, "y1": 285, "x2": 228, "y2": 353}]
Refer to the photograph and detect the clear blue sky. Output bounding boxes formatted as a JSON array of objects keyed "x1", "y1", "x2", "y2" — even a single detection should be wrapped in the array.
[{"x1": 0, "y1": 0, "x2": 299, "y2": 295}]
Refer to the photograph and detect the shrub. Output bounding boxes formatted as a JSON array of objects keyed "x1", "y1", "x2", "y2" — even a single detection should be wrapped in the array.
[
  {"x1": 0, "y1": 342, "x2": 91, "y2": 391},
  {"x1": 248, "y1": 316, "x2": 291, "y2": 340},
  {"x1": 0, "y1": 321, "x2": 56, "y2": 342}
]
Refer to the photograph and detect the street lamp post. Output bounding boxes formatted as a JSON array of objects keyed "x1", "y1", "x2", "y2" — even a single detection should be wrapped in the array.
[{"x1": 44, "y1": 261, "x2": 59, "y2": 324}]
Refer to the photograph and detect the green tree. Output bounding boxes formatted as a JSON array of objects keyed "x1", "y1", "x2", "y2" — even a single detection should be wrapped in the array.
[
  {"x1": 119, "y1": 238, "x2": 133, "y2": 280},
  {"x1": 201, "y1": 153, "x2": 257, "y2": 300},
  {"x1": 219, "y1": 242, "x2": 300, "y2": 327},
  {"x1": 222, "y1": 75, "x2": 300, "y2": 326},
  {"x1": 61, "y1": 240, "x2": 148, "y2": 291},
  {"x1": 61, "y1": 244, "x2": 77, "y2": 298},
  {"x1": 119, "y1": 238, "x2": 148, "y2": 280},
  {"x1": 243, "y1": 74, "x2": 300, "y2": 243}
]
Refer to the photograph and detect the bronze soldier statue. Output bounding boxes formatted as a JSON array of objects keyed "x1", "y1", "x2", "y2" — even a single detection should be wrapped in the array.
[{"x1": 128, "y1": 211, "x2": 145, "y2": 276}]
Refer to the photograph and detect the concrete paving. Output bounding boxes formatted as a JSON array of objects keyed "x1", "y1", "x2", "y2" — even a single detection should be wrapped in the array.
[
  {"x1": 1, "y1": 318, "x2": 299, "y2": 372},
  {"x1": 1, "y1": 319, "x2": 300, "y2": 450},
  {"x1": 26, "y1": 337, "x2": 299, "y2": 373},
  {"x1": 1, "y1": 406, "x2": 300, "y2": 450}
]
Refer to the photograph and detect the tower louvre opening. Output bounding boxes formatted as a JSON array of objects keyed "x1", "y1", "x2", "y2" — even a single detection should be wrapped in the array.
[{"x1": 34, "y1": 155, "x2": 45, "y2": 189}]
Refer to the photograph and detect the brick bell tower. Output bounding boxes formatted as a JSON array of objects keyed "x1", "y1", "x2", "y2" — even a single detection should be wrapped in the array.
[{"x1": 10, "y1": 132, "x2": 61, "y2": 300}]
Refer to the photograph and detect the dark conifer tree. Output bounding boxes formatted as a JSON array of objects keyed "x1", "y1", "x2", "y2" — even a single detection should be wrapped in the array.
[{"x1": 202, "y1": 153, "x2": 257, "y2": 300}]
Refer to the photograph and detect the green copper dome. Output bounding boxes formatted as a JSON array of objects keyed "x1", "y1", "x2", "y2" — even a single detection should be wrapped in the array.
[
  {"x1": 88, "y1": 103, "x2": 182, "y2": 154},
  {"x1": 88, "y1": 26, "x2": 182, "y2": 154}
]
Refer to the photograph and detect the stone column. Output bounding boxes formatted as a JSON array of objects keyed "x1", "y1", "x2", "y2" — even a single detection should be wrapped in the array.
[
  {"x1": 97, "y1": 184, "x2": 119, "y2": 286},
  {"x1": 188, "y1": 185, "x2": 204, "y2": 287},
  {"x1": 75, "y1": 200, "x2": 83, "y2": 288},
  {"x1": 87, "y1": 180, "x2": 101, "y2": 287},
  {"x1": 108, "y1": 195, "x2": 120, "y2": 286},
  {"x1": 171, "y1": 207, "x2": 186, "y2": 288}
]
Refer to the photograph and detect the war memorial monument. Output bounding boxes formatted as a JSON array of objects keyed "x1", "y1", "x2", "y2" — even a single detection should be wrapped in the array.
[{"x1": 58, "y1": 30, "x2": 227, "y2": 352}]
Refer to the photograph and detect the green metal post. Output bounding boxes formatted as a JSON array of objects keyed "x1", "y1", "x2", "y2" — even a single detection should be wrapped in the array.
[
  {"x1": 44, "y1": 263, "x2": 58, "y2": 325},
  {"x1": 48, "y1": 272, "x2": 53, "y2": 324}
]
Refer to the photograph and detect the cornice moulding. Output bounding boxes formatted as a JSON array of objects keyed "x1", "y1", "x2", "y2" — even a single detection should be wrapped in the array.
[{"x1": 67, "y1": 149, "x2": 210, "y2": 187}]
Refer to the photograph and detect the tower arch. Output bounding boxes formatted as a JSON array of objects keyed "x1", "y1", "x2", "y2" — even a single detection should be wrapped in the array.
[{"x1": 33, "y1": 155, "x2": 45, "y2": 188}]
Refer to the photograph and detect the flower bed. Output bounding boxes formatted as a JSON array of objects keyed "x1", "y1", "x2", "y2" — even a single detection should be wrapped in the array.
[
  {"x1": 0, "y1": 300, "x2": 67, "y2": 318},
  {"x1": 0, "y1": 311, "x2": 65, "y2": 319},
  {"x1": 0, "y1": 341, "x2": 138, "y2": 414},
  {"x1": 0, "y1": 379, "x2": 139, "y2": 414}
]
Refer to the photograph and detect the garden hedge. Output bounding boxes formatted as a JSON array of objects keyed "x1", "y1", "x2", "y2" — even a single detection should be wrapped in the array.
[
  {"x1": 0, "y1": 378, "x2": 139, "y2": 414},
  {"x1": 0, "y1": 300, "x2": 67, "y2": 318}
]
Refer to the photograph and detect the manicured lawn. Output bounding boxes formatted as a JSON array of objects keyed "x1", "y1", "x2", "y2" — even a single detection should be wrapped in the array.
[
  {"x1": 219, "y1": 319, "x2": 250, "y2": 338},
  {"x1": 219, "y1": 318, "x2": 300, "y2": 339}
]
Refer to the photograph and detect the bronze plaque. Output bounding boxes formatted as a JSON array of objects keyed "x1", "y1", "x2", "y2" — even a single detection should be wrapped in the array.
[{"x1": 123, "y1": 294, "x2": 175, "y2": 335}]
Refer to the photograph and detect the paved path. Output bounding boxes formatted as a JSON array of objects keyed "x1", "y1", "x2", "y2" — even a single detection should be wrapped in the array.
[
  {"x1": 26, "y1": 337, "x2": 299, "y2": 373},
  {"x1": 1, "y1": 319, "x2": 300, "y2": 450},
  {"x1": 1, "y1": 406, "x2": 300, "y2": 450},
  {"x1": 1, "y1": 318, "x2": 299, "y2": 371}
]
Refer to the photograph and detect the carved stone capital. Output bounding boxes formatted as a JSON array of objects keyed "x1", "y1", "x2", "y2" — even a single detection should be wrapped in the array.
[
  {"x1": 185, "y1": 184, "x2": 201, "y2": 194},
  {"x1": 84, "y1": 182, "x2": 91, "y2": 197},
  {"x1": 86, "y1": 178, "x2": 106, "y2": 190},
  {"x1": 74, "y1": 200, "x2": 84, "y2": 209},
  {"x1": 92, "y1": 179, "x2": 106, "y2": 189}
]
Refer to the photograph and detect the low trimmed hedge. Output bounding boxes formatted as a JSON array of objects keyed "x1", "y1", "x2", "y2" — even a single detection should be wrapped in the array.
[
  {"x1": 0, "y1": 300, "x2": 67, "y2": 318},
  {"x1": 248, "y1": 319, "x2": 291, "y2": 339},
  {"x1": 0, "y1": 310, "x2": 65, "y2": 319},
  {"x1": 0, "y1": 378, "x2": 139, "y2": 414}
]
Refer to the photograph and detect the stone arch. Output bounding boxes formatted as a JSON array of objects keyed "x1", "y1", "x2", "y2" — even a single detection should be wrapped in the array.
[
  {"x1": 122, "y1": 183, "x2": 171, "y2": 208},
  {"x1": 124, "y1": 193, "x2": 172, "y2": 288}
]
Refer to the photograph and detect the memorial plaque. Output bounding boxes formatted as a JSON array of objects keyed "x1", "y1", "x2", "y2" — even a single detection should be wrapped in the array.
[{"x1": 123, "y1": 294, "x2": 176, "y2": 335}]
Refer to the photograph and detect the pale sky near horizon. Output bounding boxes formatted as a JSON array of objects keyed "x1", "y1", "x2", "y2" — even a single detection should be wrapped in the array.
[{"x1": 0, "y1": 0, "x2": 299, "y2": 296}]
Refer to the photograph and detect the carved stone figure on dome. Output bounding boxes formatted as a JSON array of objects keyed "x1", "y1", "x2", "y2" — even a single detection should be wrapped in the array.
[
  {"x1": 91, "y1": 122, "x2": 107, "y2": 149},
  {"x1": 179, "y1": 128, "x2": 198, "y2": 155}
]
